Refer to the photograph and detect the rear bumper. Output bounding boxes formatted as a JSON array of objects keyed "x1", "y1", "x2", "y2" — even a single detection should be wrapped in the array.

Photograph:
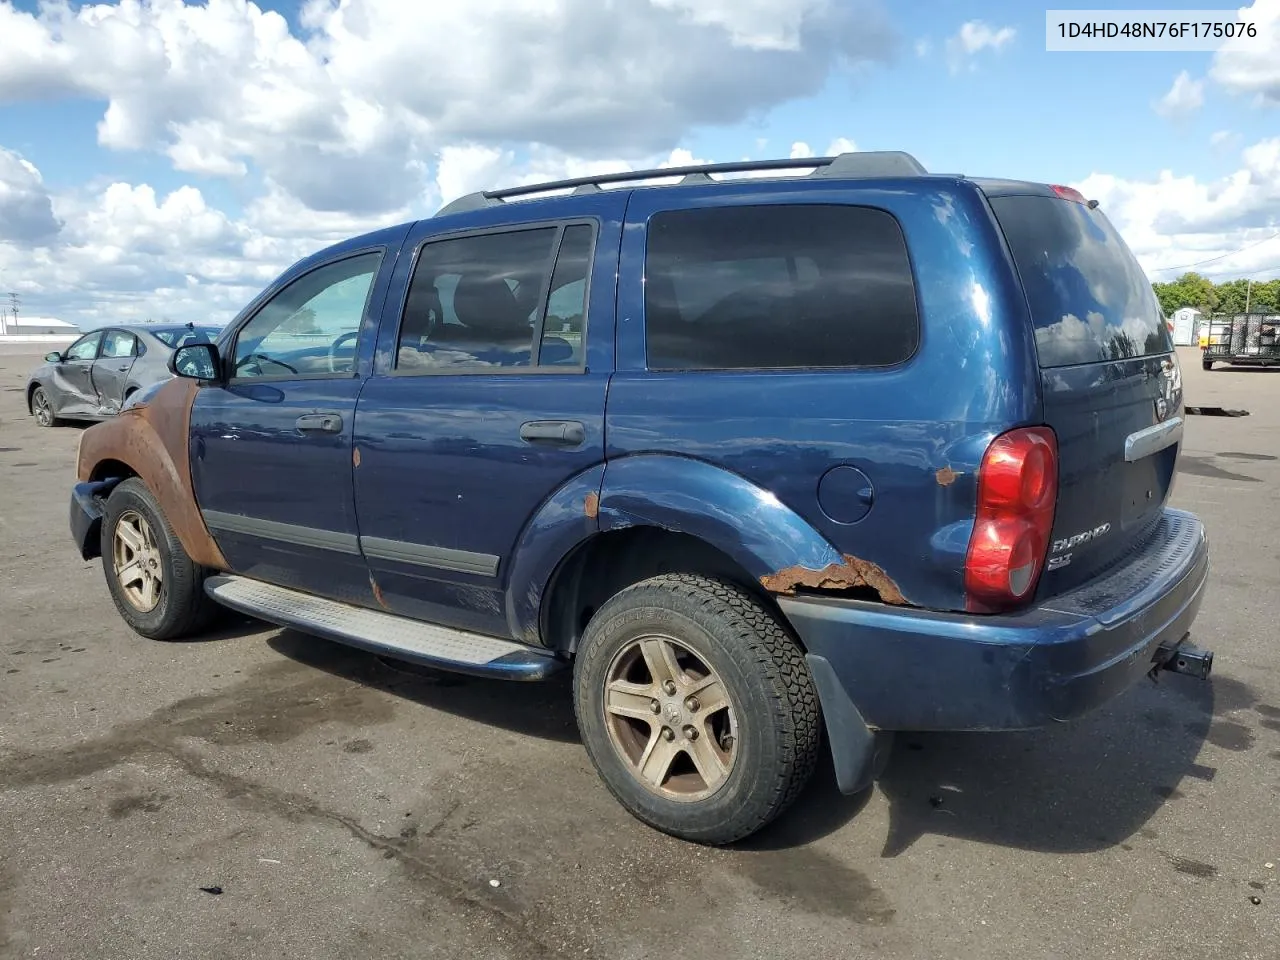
[
  {"x1": 69, "y1": 479, "x2": 123, "y2": 561},
  {"x1": 780, "y1": 508, "x2": 1210, "y2": 735}
]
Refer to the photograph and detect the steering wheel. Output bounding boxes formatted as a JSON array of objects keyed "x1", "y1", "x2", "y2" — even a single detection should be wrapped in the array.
[
  {"x1": 328, "y1": 331, "x2": 360, "y2": 373},
  {"x1": 236, "y1": 353, "x2": 299, "y2": 375}
]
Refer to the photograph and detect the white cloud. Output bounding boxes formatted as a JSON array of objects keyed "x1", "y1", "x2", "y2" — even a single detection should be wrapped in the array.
[
  {"x1": 0, "y1": 0, "x2": 895, "y2": 216},
  {"x1": 914, "y1": 38, "x2": 931, "y2": 57},
  {"x1": 1073, "y1": 136, "x2": 1280, "y2": 281},
  {"x1": 0, "y1": 147, "x2": 61, "y2": 245},
  {"x1": 1154, "y1": 71, "x2": 1205, "y2": 119},
  {"x1": 0, "y1": 160, "x2": 311, "y2": 327},
  {"x1": 650, "y1": 0, "x2": 829, "y2": 51},
  {"x1": 1211, "y1": 129, "x2": 1237, "y2": 147},
  {"x1": 0, "y1": 0, "x2": 903, "y2": 325},
  {"x1": 1209, "y1": 0, "x2": 1280, "y2": 103},
  {"x1": 788, "y1": 138, "x2": 857, "y2": 160},
  {"x1": 945, "y1": 20, "x2": 1015, "y2": 73}
]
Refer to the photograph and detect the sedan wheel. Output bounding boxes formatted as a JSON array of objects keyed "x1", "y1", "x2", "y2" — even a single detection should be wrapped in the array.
[{"x1": 32, "y1": 387, "x2": 56, "y2": 427}]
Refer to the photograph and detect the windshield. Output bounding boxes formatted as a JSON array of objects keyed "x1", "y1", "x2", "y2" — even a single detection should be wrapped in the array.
[
  {"x1": 989, "y1": 195, "x2": 1172, "y2": 367},
  {"x1": 152, "y1": 327, "x2": 221, "y2": 348}
]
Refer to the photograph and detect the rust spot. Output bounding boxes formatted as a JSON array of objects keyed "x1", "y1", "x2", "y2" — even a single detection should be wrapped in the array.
[
  {"x1": 353, "y1": 446, "x2": 362, "y2": 468},
  {"x1": 584, "y1": 491, "x2": 600, "y2": 520},
  {"x1": 761, "y1": 555, "x2": 907, "y2": 606},
  {"x1": 935, "y1": 466, "x2": 959, "y2": 486},
  {"x1": 370, "y1": 576, "x2": 389, "y2": 611}
]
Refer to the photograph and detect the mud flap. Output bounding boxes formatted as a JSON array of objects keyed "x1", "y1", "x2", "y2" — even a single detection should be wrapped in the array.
[
  {"x1": 806, "y1": 653, "x2": 879, "y2": 795},
  {"x1": 69, "y1": 477, "x2": 124, "y2": 561}
]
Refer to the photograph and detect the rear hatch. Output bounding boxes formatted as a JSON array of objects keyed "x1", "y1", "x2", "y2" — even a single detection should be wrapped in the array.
[{"x1": 986, "y1": 187, "x2": 1181, "y2": 596}]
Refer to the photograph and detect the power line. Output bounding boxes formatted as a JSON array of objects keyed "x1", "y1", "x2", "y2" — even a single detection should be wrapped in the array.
[{"x1": 1150, "y1": 231, "x2": 1280, "y2": 274}]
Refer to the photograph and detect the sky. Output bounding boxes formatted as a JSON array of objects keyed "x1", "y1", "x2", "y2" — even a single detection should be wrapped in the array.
[{"x1": 0, "y1": 0, "x2": 1278, "y2": 330}]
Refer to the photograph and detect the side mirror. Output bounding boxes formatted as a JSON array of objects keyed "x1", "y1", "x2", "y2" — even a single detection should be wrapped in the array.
[
  {"x1": 45, "y1": 351, "x2": 63, "y2": 363},
  {"x1": 169, "y1": 342, "x2": 220, "y2": 382}
]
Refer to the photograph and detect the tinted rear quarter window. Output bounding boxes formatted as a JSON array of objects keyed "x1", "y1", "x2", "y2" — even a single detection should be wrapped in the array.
[
  {"x1": 988, "y1": 195, "x2": 1172, "y2": 367},
  {"x1": 644, "y1": 204, "x2": 919, "y2": 370}
]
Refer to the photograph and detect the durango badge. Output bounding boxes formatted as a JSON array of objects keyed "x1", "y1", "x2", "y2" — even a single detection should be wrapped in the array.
[{"x1": 1051, "y1": 523, "x2": 1112, "y2": 555}]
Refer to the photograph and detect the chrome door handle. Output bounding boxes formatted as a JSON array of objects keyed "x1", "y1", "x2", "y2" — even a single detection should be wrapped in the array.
[
  {"x1": 296, "y1": 413, "x2": 343, "y2": 434},
  {"x1": 519, "y1": 420, "x2": 585, "y2": 445}
]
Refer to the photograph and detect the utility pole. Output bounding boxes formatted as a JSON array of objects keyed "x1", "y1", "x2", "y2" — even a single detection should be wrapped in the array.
[
  {"x1": 1245, "y1": 279, "x2": 1253, "y2": 313},
  {"x1": 3, "y1": 291, "x2": 18, "y2": 336}
]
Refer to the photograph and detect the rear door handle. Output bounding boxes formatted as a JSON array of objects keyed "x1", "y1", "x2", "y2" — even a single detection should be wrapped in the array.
[
  {"x1": 296, "y1": 413, "x2": 343, "y2": 434},
  {"x1": 520, "y1": 420, "x2": 586, "y2": 445}
]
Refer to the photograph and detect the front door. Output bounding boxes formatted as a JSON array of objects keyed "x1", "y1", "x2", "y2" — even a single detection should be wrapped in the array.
[
  {"x1": 353, "y1": 197, "x2": 622, "y2": 636},
  {"x1": 190, "y1": 248, "x2": 393, "y2": 602},
  {"x1": 51, "y1": 331, "x2": 103, "y2": 418},
  {"x1": 92, "y1": 328, "x2": 139, "y2": 415}
]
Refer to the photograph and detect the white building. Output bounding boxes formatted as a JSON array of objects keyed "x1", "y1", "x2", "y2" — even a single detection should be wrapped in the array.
[
  {"x1": 0, "y1": 315, "x2": 82, "y2": 344},
  {"x1": 1171, "y1": 307, "x2": 1203, "y2": 347}
]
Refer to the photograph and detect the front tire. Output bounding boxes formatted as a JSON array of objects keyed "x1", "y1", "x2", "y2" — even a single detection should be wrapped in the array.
[
  {"x1": 100, "y1": 478, "x2": 219, "y2": 640},
  {"x1": 573, "y1": 573, "x2": 820, "y2": 845},
  {"x1": 1202, "y1": 359, "x2": 1214, "y2": 371},
  {"x1": 31, "y1": 386, "x2": 59, "y2": 427}
]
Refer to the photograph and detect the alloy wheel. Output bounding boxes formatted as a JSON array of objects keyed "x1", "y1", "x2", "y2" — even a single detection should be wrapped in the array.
[
  {"x1": 602, "y1": 634, "x2": 738, "y2": 802},
  {"x1": 32, "y1": 389, "x2": 53, "y2": 427},
  {"x1": 113, "y1": 509, "x2": 164, "y2": 612}
]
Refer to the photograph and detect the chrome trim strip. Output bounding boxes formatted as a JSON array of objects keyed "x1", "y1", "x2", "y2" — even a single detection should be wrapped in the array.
[{"x1": 1124, "y1": 416, "x2": 1183, "y2": 462}]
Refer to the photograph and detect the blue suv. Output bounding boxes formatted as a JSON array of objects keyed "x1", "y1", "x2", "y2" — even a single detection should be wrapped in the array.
[{"x1": 70, "y1": 151, "x2": 1212, "y2": 844}]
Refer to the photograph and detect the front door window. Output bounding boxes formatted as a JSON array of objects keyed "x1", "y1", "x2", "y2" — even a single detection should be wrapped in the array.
[
  {"x1": 232, "y1": 252, "x2": 382, "y2": 379},
  {"x1": 65, "y1": 332, "x2": 102, "y2": 361}
]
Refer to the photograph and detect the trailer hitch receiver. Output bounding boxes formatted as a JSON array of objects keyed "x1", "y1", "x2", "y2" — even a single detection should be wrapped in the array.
[{"x1": 1153, "y1": 637, "x2": 1214, "y2": 681}]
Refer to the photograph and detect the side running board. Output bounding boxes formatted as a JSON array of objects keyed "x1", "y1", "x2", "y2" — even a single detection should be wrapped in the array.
[{"x1": 204, "y1": 575, "x2": 564, "y2": 681}]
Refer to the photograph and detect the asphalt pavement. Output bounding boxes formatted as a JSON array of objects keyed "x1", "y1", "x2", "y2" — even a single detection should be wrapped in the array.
[{"x1": 1, "y1": 346, "x2": 1277, "y2": 959}]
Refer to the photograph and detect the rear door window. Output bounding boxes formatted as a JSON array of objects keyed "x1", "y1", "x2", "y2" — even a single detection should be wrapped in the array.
[
  {"x1": 988, "y1": 195, "x2": 1172, "y2": 367},
  {"x1": 396, "y1": 222, "x2": 594, "y2": 372},
  {"x1": 100, "y1": 330, "x2": 137, "y2": 358},
  {"x1": 643, "y1": 204, "x2": 919, "y2": 370}
]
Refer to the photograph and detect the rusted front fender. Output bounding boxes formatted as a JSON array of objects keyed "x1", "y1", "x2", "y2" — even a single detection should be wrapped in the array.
[{"x1": 75, "y1": 378, "x2": 227, "y2": 570}]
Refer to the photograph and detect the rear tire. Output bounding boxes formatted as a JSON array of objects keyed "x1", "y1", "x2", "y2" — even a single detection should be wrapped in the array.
[
  {"x1": 1202, "y1": 359, "x2": 1214, "y2": 371},
  {"x1": 573, "y1": 573, "x2": 821, "y2": 845},
  {"x1": 100, "y1": 478, "x2": 220, "y2": 640}
]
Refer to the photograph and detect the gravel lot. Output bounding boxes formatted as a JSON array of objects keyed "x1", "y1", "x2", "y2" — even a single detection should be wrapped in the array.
[{"x1": 1, "y1": 346, "x2": 1277, "y2": 960}]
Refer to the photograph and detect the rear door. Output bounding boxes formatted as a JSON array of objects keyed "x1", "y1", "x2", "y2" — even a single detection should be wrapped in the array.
[
  {"x1": 51, "y1": 331, "x2": 103, "y2": 417},
  {"x1": 92, "y1": 328, "x2": 139, "y2": 415},
  {"x1": 353, "y1": 195, "x2": 623, "y2": 636},
  {"x1": 987, "y1": 189, "x2": 1181, "y2": 594}
]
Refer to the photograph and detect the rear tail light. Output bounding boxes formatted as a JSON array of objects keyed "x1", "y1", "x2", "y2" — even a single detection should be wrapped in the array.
[{"x1": 965, "y1": 426, "x2": 1058, "y2": 613}]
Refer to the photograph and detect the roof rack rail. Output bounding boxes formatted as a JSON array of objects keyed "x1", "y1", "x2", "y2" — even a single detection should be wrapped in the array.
[{"x1": 434, "y1": 150, "x2": 928, "y2": 218}]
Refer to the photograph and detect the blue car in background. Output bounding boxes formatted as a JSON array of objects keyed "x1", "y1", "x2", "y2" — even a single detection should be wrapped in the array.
[{"x1": 69, "y1": 152, "x2": 1212, "y2": 844}]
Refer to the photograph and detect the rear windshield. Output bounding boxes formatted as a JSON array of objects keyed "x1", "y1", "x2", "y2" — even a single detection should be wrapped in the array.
[
  {"x1": 152, "y1": 326, "x2": 220, "y2": 348},
  {"x1": 989, "y1": 195, "x2": 1171, "y2": 367}
]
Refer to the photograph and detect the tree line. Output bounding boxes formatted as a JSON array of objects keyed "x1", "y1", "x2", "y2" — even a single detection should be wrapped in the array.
[{"x1": 1153, "y1": 273, "x2": 1280, "y2": 316}]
